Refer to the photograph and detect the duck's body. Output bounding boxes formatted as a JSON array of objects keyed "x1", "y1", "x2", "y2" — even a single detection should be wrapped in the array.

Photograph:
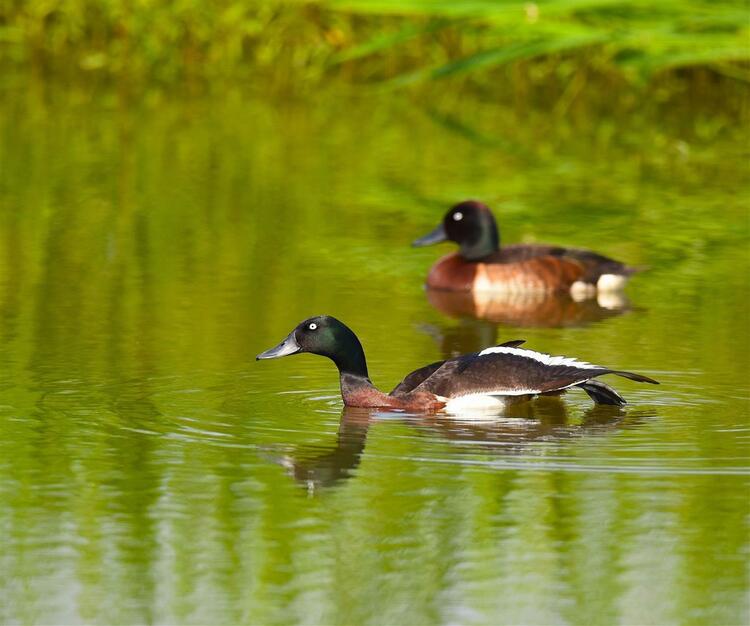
[
  {"x1": 414, "y1": 201, "x2": 638, "y2": 295},
  {"x1": 426, "y1": 246, "x2": 635, "y2": 294},
  {"x1": 257, "y1": 316, "x2": 658, "y2": 413}
]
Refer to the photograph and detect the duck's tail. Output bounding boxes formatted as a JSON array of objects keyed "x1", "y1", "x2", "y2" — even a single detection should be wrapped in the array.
[
  {"x1": 610, "y1": 370, "x2": 660, "y2": 385},
  {"x1": 578, "y1": 369, "x2": 659, "y2": 405},
  {"x1": 578, "y1": 379, "x2": 626, "y2": 405}
]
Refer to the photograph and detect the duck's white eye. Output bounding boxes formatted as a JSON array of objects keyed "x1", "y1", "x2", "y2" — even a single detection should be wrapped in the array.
[
  {"x1": 308, "y1": 323, "x2": 317, "y2": 330},
  {"x1": 453, "y1": 212, "x2": 463, "y2": 221}
]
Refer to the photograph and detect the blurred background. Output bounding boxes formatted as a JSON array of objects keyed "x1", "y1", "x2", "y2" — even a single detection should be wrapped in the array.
[
  {"x1": 2, "y1": 0, "x2": 749, "y2": 89},
  {"x1": 1, "y1": 2, "x2": 749, "y2": 625}
]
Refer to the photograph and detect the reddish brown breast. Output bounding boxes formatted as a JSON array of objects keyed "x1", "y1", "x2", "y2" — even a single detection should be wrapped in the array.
[
  {"x1": 344, "y1": 387, "x2": 445, "y2": 412},
  {"x1": 426, "y1": 253, "x2": 478, "y2": 291},
  {"x1": 399, "y1": 392, "x2": 447, "y2": 412},
  {"x1": 343, "y1": 387, "x2": 399, "y2": 408}
]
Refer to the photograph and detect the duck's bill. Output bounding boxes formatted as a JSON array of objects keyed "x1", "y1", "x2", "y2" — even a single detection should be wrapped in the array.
[
  {"x1": 256, "y1": 333, "x2": 300, "y2": 360},
  {"x1": 412, "y1": 224, "x2": 447, "y2": 247}
]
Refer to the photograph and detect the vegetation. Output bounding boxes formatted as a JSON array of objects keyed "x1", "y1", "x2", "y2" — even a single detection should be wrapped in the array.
[{"x1": 1, "y1": 0, "x2": 748, "y2": 88}]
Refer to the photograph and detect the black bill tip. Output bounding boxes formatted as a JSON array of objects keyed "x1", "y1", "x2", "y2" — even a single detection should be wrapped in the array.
[{"x1": 412, "y1": 224, "x2": 448, "y2": 247}]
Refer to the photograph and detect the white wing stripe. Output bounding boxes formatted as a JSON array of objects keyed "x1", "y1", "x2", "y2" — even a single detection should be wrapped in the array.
[{"x1": 477, "y1": 346, "x2": 600, "y2": 370}]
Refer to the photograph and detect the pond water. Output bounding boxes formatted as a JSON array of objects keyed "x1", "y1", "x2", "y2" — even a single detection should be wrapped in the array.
[{"x1": 1, "y1": 79, "x2": 749, "y2": 625}]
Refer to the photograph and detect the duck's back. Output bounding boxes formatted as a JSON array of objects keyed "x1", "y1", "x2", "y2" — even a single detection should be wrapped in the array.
[
  {"x1": 500, "y1": 243, "x2": 633, "y2": 276},
  {"x1": 390, "y1": 343, "x2": 657, "y2": 409},
  {"x1": 409, "y1": 348, "x2": 608, "y2": 399},
  {"x1": 389, "y1": 340, "x2": 530, "y2": 399}
]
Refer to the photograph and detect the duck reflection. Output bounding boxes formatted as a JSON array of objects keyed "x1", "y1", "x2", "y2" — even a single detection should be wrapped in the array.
[
  {"x1": 426, "y1": 287, "x2": 629, "y2": 328},
  {"x1": 418, "y1": 318, "x2": 502, "y2": 358},
  {"x1": 421, "y1": 288, "x2": 632, "y2": 358},
  {"x1": 273, "y1": 402, "x2": 651, "y2": 493},
  {"x1": 274, "y1": 407, "x2": 373, "y2": 493},
  {"x1": 414, "y1": 400, "x2": 648, "y2": 451}
]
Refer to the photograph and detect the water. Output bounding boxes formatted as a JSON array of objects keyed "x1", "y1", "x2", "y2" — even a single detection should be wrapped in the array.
[{"x1": 1, "y1": 79, "x2": 749, "y2": 625}]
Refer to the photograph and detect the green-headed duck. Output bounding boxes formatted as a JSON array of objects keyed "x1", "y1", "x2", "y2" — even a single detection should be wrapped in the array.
[{"x1": 257, "y1": 316, "x2": 658, "y2": 412}]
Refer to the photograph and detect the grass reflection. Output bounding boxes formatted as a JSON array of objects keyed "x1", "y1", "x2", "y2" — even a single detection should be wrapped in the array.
[{"x1": 0, "y1": 74, "x2": 748, "y2": 624}]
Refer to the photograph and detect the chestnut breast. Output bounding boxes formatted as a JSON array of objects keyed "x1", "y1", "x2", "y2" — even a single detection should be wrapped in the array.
[
  {"x1": 344, "y1": 386, "x2": 444, "y2": 411},
  {"x1": 426, "y1": 253, "x2": 479, "y2": 291}
]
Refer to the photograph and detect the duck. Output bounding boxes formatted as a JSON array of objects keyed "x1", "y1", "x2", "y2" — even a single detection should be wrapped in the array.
[
  {"x1": 256, "y1": 315, "x2": 658, "y2": 412},
  {"x1": 413, "y1": 200, "x2": 640, "y2": 296}
]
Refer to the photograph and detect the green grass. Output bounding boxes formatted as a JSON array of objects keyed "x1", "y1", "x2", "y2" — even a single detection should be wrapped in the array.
[{"x1": 0, "y1": 0, "x2": 748, "y2": 87}]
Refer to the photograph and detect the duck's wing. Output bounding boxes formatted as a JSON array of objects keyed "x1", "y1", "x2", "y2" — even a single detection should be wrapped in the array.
[
  {"x1": 389, "y1": 340, "x2": 526, "y2": 397},
  {"x1": 501, "y1": 244, "x2": 637, "y2": 282},
  {"x1": 497, "y1": 339, "x2": 526, "y2": 348},
  {"x1": 554, "y1": 247, "x2": 638, "y2": 282},
  {"x1": 412, "y1": 346, "x2": 657, "y2": 402},
  {"x1": 496, "y1": 244, "x2": 567, "y2": 263},
  {"x1": 389, "y1": 359, "x2": 447, "y2": 396}
]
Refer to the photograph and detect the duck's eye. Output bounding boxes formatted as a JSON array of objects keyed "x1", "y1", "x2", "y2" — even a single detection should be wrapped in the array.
[
  {"x1": 308, "y1": 323, "x2": 317, "y2": 330},
  {"x1": 453, "y1": 212, "x2": 463, "y2": 221}
]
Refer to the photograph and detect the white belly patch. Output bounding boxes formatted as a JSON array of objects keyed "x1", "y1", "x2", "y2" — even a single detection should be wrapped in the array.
[{"x1": 444, "y1": 393, "x2": 532, "y2": 414}]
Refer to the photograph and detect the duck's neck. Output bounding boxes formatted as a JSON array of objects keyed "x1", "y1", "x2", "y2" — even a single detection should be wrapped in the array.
[
  {"x1": 325, "y1": 336, "x2": 386, "y2": 406},
  {"x1": 460, "y1": 220, "x2": 500, "y2": 261},
  {"x1": 329, "y1": 336, "x2": 369, "y2": 379},
  {"x1": 339, "y1": 372, "x2": 392, "y2": 407}
]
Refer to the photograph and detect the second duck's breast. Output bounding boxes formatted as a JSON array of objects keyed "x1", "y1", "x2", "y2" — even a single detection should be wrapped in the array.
[{"x1": 426, "y1": 253, "x2": 478, "y2": 291}]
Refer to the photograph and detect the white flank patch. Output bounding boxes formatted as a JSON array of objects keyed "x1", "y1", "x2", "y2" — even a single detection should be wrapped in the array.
[
  {"x1": 597, "y1": 273, "x2": 628, "y2": 292},
  {"x1": 444, "y1": 393, "x2": 531, "y2": 413},
  {"x1": 477, "y1": 346, "x2": 600, "y2": 370}
]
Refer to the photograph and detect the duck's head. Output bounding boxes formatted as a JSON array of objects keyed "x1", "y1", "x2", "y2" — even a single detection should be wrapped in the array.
[
  {"x1": 412, "y1": 200, "x2": 499, "y2": 261},
  {"x1": 256, "y1": 315, "x2": 369, "y2": 378}
]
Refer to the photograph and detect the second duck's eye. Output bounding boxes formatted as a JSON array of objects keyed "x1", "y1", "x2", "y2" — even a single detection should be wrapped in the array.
[
  {"x1": 308, "y1": 323, "x2": 318, "y2": 330},
  {"x1": 453, "y1": 212, "x2": 463, "y2": 221}
]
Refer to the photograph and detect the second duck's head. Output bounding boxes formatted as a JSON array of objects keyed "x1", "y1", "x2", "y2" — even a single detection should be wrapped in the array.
[
  {"x1": 256, "y1": 315, "x2": 369, "y2": 378},
  {"x1": 412, "y1": 200, "x2": 499, "y2": 261}
]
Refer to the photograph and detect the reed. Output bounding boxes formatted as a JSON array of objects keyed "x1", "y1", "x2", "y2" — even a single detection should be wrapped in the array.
[{"x1": 1, "y1": 0, "x2": 747, "y2": 87}]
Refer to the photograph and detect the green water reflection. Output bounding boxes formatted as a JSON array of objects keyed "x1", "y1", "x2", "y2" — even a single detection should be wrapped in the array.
[{"x1": 1, "y1": 79, "x2": 749, "y2": 625}]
